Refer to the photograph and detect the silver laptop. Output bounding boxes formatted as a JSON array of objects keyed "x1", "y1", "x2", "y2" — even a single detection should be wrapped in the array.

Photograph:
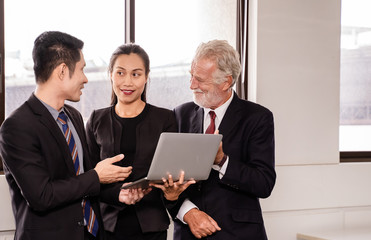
[{"x1": 121, "y1": 132, "x2": 222, "y2": 189}]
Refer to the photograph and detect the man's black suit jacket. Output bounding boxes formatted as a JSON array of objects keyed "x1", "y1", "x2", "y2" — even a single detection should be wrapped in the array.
[
  {"x1": 0, "y1": 94, "x2": 104, "y2": 240},
  {"x1": 172, "y1": 93, "x2": 276, "y2": 240}
]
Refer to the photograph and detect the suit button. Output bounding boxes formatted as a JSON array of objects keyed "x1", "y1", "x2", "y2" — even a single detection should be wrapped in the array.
[{"x1": 77, "y1": 220, "x2": 84, "y2": 227}]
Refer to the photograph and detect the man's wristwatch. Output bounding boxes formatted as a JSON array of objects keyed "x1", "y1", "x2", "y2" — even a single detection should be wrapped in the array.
[{"x1": 218, "y1": 154, "x2": 228, "y2": 167}]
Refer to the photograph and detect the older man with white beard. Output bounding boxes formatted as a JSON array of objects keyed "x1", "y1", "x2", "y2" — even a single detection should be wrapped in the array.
[{"x1": 169, "y1": 40, "x2": 276, "y2": 240}]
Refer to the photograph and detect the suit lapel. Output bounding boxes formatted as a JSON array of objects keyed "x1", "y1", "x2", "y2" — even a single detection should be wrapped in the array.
[
  {"x1": 112, "y1": 112, "x2": 122, "y2": 156},
  {"x1": 64, "y1": 106, "x2": 93, "y2": 170},
  {"x1": 27, "y1": 94, "x2": 76, "y2": 175},
  {"x1": 64, "y1": 107, "x2": 84, "y2": 145},
  {"x1": 218, "y1": 93, "x2": 244, "y2": 139},
  {"x1": 190, "y1": 106, "x2": 204, "y2": 133}
]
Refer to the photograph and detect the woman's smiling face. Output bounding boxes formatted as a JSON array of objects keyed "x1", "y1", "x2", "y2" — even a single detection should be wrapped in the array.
[{"x1": 111, "y1": 53, "x2": 147, "y2": 105}]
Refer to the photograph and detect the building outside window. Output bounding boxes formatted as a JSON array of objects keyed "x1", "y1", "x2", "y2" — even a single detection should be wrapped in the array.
[
  {"x1": 4, "y1": 0, "x2": 236, "y2": 121},
  {"x1": 135, "y1": 0, "x2": 236, "y2": 110},
  {"x1": 4, "y1": 0, "x2": 125, "y2": 120},
  {"x1": 340, "y1": 0, "x2": 371, "y2": 153}
]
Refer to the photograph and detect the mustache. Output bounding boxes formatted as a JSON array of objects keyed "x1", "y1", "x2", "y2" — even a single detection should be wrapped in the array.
[{"x1": 193, "y1": 89, "x2": 203, "y2": 93}]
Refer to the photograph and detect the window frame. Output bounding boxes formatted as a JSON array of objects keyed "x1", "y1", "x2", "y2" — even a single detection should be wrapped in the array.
[
  {"x1": 0, "y1": 0, "x2": 4, "y2": 173},
  {"x1": 125, "y1": 0, "x2": 135, "y2": 43},
  {"x1": 340, "y1": 151, "x2": 371, "y2": 163}
]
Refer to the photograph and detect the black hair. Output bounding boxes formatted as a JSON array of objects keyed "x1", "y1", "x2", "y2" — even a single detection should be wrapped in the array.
[
  {"x1": 109, "y1": 43, "x2": 150, "y2": 105},
  {"x1": 32, "y1": 31, "x2": 84, "y2": 84}
]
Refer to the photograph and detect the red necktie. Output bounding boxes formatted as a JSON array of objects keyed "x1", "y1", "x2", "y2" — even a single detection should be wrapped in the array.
[{"x1": 205, "y1": 111, "x2": 216, "y2": 134}]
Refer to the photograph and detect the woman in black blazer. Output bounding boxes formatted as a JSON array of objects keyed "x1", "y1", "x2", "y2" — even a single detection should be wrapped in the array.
[{"x1": 86, "y1": 44, "x2": 177, "y2": 240}]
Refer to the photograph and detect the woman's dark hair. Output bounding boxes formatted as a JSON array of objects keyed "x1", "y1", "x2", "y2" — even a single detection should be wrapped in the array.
[
  {"x1": 32, "y1": 31, "x2": 84, "y2": 84},
  {"x1": 109, "y1": 43, "x2": 150, "y2": 105}
]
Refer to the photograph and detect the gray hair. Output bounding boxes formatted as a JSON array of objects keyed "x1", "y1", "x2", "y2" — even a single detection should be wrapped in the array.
[{"x1": 193, "y1": 40, "x2": 241, "y2": 87}]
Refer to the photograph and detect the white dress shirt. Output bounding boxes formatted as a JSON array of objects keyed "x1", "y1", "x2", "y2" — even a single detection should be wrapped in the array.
[{"x1": 176, "y1": 91, "x2": 234, "y2": 223}]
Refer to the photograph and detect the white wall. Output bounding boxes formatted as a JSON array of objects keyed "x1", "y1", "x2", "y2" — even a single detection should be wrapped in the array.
[
  {"x1": 252, "y1": 0, "x2": 371, "y2": 239},
  {"x1": 0, "y1": 175, "x2": 15, "y2": 237}
]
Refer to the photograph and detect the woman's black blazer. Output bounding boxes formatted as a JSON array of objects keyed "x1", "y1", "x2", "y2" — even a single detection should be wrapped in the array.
[{"x1": 86, "y1": 104, "x2": 177, "y2": 233}]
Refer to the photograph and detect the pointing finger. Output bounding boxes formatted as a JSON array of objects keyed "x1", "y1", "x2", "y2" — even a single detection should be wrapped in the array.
[{"x1": 108, "y1": 154, "x2": 124, "y2": 164}]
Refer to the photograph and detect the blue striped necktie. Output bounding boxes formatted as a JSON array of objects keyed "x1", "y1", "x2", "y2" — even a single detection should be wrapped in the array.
[{"x1": 57, "y1": 111, "x2": 99, "y2": 237}]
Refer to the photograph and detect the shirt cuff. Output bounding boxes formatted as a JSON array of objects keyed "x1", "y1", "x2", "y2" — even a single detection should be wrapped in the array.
[
  {"x1": 176, "y1": 198, "x2": 198, "y2": 224},
  {"x1": 212, "y1": 156, "x2": 229, "y2": 179}
]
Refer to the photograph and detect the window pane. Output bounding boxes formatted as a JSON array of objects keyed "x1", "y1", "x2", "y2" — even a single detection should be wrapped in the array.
[
  {"x1": 340, "y1": 0, "x2": 371, "y2": 151},
  {"x1": 5, "y1": 0, "x2": 125, "y2": 121},
  {"x1": 135, "y1": 0, "x2": 237, "y2": 110}
]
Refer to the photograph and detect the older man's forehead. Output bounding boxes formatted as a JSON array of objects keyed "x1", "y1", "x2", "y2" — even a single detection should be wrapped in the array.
[{"x1": 194, "y1": 57, "x2": 216, "y2": 70}]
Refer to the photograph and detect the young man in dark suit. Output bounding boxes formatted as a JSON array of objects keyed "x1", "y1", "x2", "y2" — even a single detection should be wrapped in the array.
[
  {"x1": 172, "y1": 40, "x2": 276, "y2": 240},
  {"x1": 0, "y1": 31, "x2": 136, "y2": 240}
]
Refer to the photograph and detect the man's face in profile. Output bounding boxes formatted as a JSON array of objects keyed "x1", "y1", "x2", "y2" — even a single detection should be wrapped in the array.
[
  {"x1": 190, "y1": 58, "x2": 225, "y2": 109},
  {"x1": 64, "y1": 51, "x2": 88, "y2": 102}
]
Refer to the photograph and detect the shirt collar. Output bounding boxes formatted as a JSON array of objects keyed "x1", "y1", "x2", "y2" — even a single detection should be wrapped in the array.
[
  {"x1": 35, "y1": 95, "x2": 64, "y2": 121},
  {"x1": 204, "y1": 90, "x2": 234, "y2": 121}
]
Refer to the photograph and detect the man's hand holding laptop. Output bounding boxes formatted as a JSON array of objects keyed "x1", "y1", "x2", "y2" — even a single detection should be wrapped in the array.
[
  {"x1": 119, "y1": 184, "x2": 152, "y2": 205},
  {"x1": 150, "y1": 171, "x2": 196, "y2": 201}
]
